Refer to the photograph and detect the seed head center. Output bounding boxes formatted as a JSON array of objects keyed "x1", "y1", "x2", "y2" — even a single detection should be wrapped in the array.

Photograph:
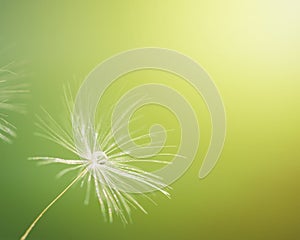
[{"x1": 89, "y1": 151, "x2": 108, "y2": 168}]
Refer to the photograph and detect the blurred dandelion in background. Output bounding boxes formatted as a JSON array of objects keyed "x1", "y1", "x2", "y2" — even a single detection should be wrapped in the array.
[{"x1": 0, "y1": 60, "x2": 27, "y2": 143}]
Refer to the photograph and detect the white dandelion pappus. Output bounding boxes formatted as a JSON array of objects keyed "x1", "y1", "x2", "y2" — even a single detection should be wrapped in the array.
[
  {"x1": 21, "y1": 47, "x2": 226, "y2": 239},
  {"x1": 0, "y1": 61, "x2": 26, "y2": 143},
  {"x1": 20, "y1": 88, "x2": 176, "y2": 240}
]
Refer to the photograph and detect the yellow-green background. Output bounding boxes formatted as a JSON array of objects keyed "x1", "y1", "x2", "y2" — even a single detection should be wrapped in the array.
[{"x1": 1, "y1": 1, "x2": 299, "y2": 239}]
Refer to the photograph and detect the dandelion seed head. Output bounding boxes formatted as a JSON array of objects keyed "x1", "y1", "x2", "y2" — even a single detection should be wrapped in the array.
[{"x1": 32, "y1": 89, "x2": 174, "y2": 224}]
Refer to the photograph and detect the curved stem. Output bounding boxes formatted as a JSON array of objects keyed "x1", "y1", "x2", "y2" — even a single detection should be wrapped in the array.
[{"x1": 20, "y1": 169, "x2": 88, "y2": 240}]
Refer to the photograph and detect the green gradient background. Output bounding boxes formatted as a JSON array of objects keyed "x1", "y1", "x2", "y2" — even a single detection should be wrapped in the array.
[{"x1": 1, "y1": 1, "x2": 300, "y2": 239}]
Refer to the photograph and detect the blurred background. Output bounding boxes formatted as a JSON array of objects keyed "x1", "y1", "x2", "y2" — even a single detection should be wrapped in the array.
[{"x1": 0, "y1": 0, "x2": 299, "y2": 239}]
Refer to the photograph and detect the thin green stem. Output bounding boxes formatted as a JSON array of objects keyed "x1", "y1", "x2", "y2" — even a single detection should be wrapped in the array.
[{"x1": 20, "y1": 169, "x2": 88, "y2": 240}]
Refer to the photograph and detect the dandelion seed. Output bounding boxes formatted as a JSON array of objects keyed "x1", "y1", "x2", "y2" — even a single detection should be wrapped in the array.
[{"x1": 21, "y1": 88, "x2": 175, "y2": 240}]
